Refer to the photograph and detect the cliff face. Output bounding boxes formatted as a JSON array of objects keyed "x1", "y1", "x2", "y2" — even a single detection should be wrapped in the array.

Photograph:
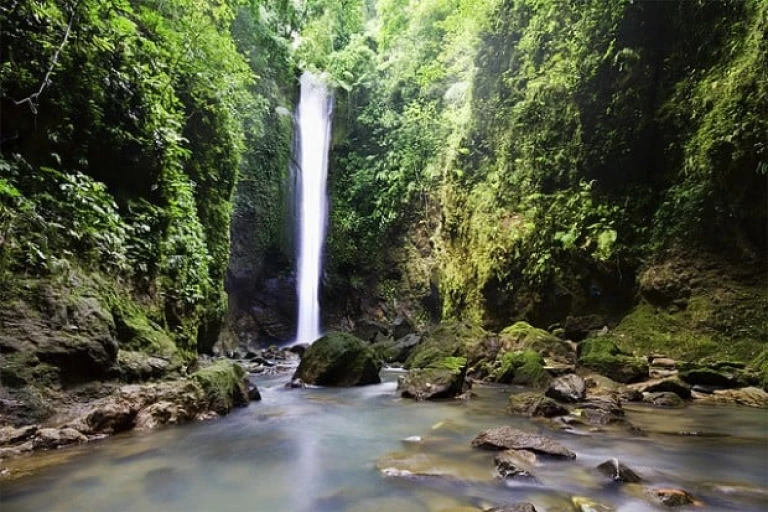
[{"x1": 323, "y1": 0, "x2": 767, "y2": 345}]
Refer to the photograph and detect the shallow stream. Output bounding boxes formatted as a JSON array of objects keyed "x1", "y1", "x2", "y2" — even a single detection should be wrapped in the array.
[{"x1": 2, "y1": 371, "x2": 766, "y2": 511}]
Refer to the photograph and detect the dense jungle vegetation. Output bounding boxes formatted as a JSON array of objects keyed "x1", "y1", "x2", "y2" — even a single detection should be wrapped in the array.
[{"x1": 1, "y1": 0, "x2": 766, "y2": 369}]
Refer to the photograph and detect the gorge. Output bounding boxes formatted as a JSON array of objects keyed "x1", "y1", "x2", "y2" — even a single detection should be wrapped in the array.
[{"x1": 0, "y1": 0, "x2": 766, "y2": 511}]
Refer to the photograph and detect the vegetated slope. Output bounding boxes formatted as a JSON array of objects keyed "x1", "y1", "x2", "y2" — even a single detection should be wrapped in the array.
[{"x1": 325, "y1": 0, "x2": 767, "y2": 363}]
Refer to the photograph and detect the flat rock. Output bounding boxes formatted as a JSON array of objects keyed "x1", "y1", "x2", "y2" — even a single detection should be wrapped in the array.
[
  {"x1": 494, "y1": 450, "x2": 538, "y2": 480},
  {"x1": 487, "y1": 504, "x2": 538, "y2": 512},
  {"x1": 33, "y1": 428, "x2": 88, "y2": 450},
  {"x1": 0, "y1": 425, "x2": 38, "y2": 446},
  {"x1": 643, "y1": 391, "x2": 685, "y2": 408},
  {"x1": 626, "y1": 376, "x2": 691, "y2": 399},
  {"x1": 545, "y1": 374, "x2": 586, "y2": 403},
  {"x1": 571, "y1": 496, "x2": 616, "y2": 512},
  {"x1": 471, "y1": 426, "x2": 576, "y2": 459},
  {"x1": 693, "y1": 387, "x2": 768, "y2": 408}
]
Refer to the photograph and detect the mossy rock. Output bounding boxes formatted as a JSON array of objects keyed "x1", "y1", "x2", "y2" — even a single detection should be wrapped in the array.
[
  {"x1": 500, "y1": 321, "x2": 575, "y2": 363},
  {"x1": 578, "y1": 337, "x2": 623, "y2": 358},
  {"x1": 293, "y1": 332, "x2": 381, "y2": 386},
  {"x1": 491, "y1": 349, "x2": 550, "y2": 387},
  {"x1": 0, "y1": 352, "x2": 60, "y2": 388},
  {"x1": 398, "y1": 356, "x2": 468, "y2": 400},
  {"x1": 579, "y1": 354, "x2": 648, "y2": 384},
  {"x1": 678, "y1": 364, "x2": 755, "y2": 388},
  {"x1": 405, "y1": 321, "x2": 488, "y2": 369},
  {"x1": 111, "y1": 299, "x2": 179, "y2": 357},
  {"x1": 191, "y1": 360, "x2": 249, "y2": 414}
]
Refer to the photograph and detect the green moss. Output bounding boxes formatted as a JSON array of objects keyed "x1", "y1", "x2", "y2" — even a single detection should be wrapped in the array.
[
  {"x1": 579, "y1": 337, "x2": 623, "y2": 358},
  {"x1": 500, "y1": 321, "x2": 573, "y2": 362},
  {"x1": 294, "y1": 332, "x2": 381, "y2": 386},
  {"x1": 191, "y1": 361, "x2": 248, "y2": 414},
  {"x1": 0, "y1": 353, "x2": 60, "y2": 389},
  {"x1": 492, "y1": 349, "x2": 549, "y2": 387},
  {"x1": 579, "y1": 354, "x2": 649, "y2": 384},
  {"x1": 405, "y1": 322, "x2": 488, "y2": 369},
  {"x1": 428, "y1": 356, "x2": 467, "y2": 371},
  {"x1": 110, "y1": 298, "x2": 180, "y2": 358}
]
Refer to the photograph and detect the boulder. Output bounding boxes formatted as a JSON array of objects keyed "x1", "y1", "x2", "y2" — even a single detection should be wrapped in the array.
[
  {"x1": 117, "y1": 351, "x2": 177, "y2": 383},
  {"x1": 352, "y1": 319, "x2": 389, "y2": 343},
  {"x1": 247, "y1": 382, "x2": 262, "y2": 401},
  {"x1": 643, "y1": 392, "x2": 685, "y2": 408},
  {"x1": 0, "y1": 425, "x2": 38, "y2": 446},
  {"x1": 508, "y1": 393, "x2": 569, "y2": 418},
  {"x1": 646, "y1": 488, "x2": 696, "y2": 508},
  {"x1": 405, "y1": 322, "x2": 488, "y2": 369},
  {"x1": 679, "y1": 365, "x2": 748, "y2": 388},
  {"x1": 471, "y1": 426, "x2": 576, "y2": 459},
  {"x1": 285, "y1": 378, "x2": 306, "y2": 389},
  {"x1": 545, "y1": 374, "x2": 586, "y2": 403},
  {"x1": 372, "y1": 333, "x2": 422, "y2": 364},
  {"x1": 576, "y1": 396, "x2": 625, "y2": 426},
  {"x1": 626, "y1": 376, "x2": 691, "y2": 399},
  {"x1": 693, "y1": 386, "x2": 768, "y2": 408},
  {"x1": 293, "y1": 332, "x2": 381, "y2": 386},
  {"x1": 491, "y1": 349, "x2": 551, "y2": 387},
  {"x1": 578, "y1": 338, "x2": 648, "y2": 383},
  {"x1": 399, "y1": 357, "x2": 468, "y2": 400},
  {"x1": 33, "y1": 428, "x2": 87, "y2": 450},
  {"x1": 499, "y1": 322, "x2": 575, "y2": 364},
  {"x1": 571, "y1": 497, "x2": 616, "y2": 512},
  {"x1": 494, "y1": 450, "x2": 538, "y2": 480},
  {"x1": 487, "y1": 504, "x2": 538, "y2": 512},
  {"x1": 191, "y1": 361, "x2": 249, "y2": 413},
  {"x1": 596, "y1": 459, "x2": 643, "y2": 483}
]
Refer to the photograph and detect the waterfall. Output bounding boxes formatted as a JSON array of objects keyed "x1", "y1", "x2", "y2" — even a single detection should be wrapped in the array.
[{"x1": 294, "y1": 71, "x2": 333, "y2": 344}]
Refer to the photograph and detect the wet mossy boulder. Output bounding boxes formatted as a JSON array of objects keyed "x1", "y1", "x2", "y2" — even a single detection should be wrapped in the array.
[
  {"x1": 404, "y1": 322, "x2": 488, "y2": 369},
  {"x1": 191, "y1": 360, "x2": 249, "y2": 414},
  {"x1": 678, "y1": 362, "x2": 754, "y2": 388},
  {"x1": 398, "y1": 356, "x2": 468, "y2": 400},
  {"x1": 491, "y1": 349, "x2": 550, "y2": 387},
  {"x1": 499, "y1": 322, "x2": 574, "y2": 363},
  {"x1": 293, "y1": 332, "x2": 381, "y2": 386},
  {"x1": 578, "y1": 338, "x2": 648, "y2": 384}
]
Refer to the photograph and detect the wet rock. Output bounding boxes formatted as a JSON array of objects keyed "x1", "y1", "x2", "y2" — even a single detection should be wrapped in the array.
[
  {"x1": 508, "y1": 393, "x2": 568, "y2": 417},
  {"x1": 487, "y1": 503, "x2": 538, "y2": 512},
  {"x1": 33, "y1": 428, "x2": 87, "y2": 450},
  {"x1": 117, "y1": 351, "x2": 176, "y2": 383},
  {"x1": 0, "y1": 425, "x2": 38, "y2": 446},
  {"x1": 679, "y1": 365, "x2": 747, "y2": 388},
  {"x1": 643, "y1": 392, "x2": 685, "y2": 408},
  {"x1": 571, "y1": 496, "x2": 616, "y2": 512},
  {"x1": 247, "y1": 382, "x2": 262, "y2": 401},
  {"x1": 285, "y1": 378, "x2": 306, "y2": 389},
  {"x1": 372, "y1": 333, "x2": 422, "y2": 364},
  {"x1": 134, "y1": 401, "x2": 187, "y2": 430},
  {"x1": 650, "y1": 357, "x2": 677, "y2": 369},
  {"x1": 490, "y1": 349, "x2": 551, "y2": 387},
  {"x1": 530, "y1": 397, "x2": 569, "y2": 418},
  {"x1": 545, "y1": 374, "x2": 586, "y2": 403},
  {"x1": 293, "y1": 332, "x2": 381, "y2": 386},
  {"x1": 288, "y1": 343, "x2": 308, "y2": 356},
  {"x1": 626, "y1": 376, "x2": 691, "y2": 399},
  {"x1": 596, "y1": 458, "x2": 642, "y2": 483},
  {"x1": 646, "y1": 488, "x2": 696, "y2": 508},
  {"x1": 499, "y1": 322, "x2": 575, "y2": 364},
  {"x1": 494, "y1": 450, "x2": 538, "y2": 480},
  {"x1": 471, "y1": 426, "x2": 576, "y2": 459},
  {"x1": 576, "y1": 396, "x2": 625, "y2": 425},
  {"x1": 191, "y1": 361, "x2": 249, "y2": 413},
  {"x1": 693, "y1": 386, "x2": 768, "y2": 408},
  {"x1": 399, "y1": 357, "x2": 468, "y2": 400},
  {"x1": 577, "y1": 338, "x2": 648, "y2": 384}
]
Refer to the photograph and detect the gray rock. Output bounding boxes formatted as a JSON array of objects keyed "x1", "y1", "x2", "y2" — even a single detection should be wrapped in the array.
[
  {"x1": 471, "y1": 426, "x2": 576, "y2": 459},
  {"x1": 399, "y1": 358, "x2": 468, "y2": 400},
  {"x1": 494, "y1": 450, "x2": 539, "y2": 480},
  {"x1": 545, "y1": 374, "x2": 586, "y2": 403},
  {"x1": 643, "y1": 392, "x2": 685, "y2": 408},
  {"x1": 626, "y1": 376, "x2": 691, "y2": 399},
  {"x1": 488, "y1": 503, "x2": 538, "y2": 512},
  {"x1": 33, "y1": 428, "x2": 88, "y2": 450},
  {"x1": 596, "y1": 458, "x2": 643, "y2": 483}
]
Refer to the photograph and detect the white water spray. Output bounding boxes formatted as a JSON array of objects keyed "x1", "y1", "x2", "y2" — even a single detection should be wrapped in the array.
[{"x1": 294, "y1": 72, "x2": 333, "y2": 344}]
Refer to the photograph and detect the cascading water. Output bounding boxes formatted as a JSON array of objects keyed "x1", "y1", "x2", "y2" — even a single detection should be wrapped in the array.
[{"x1": 293, "y1": 71, "x2": 333, "y2": 344}]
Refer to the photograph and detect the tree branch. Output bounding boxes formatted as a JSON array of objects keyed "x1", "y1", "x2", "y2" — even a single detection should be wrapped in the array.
[{"x1": 13, "y1": 1, "x2": 80, "y2": 114}]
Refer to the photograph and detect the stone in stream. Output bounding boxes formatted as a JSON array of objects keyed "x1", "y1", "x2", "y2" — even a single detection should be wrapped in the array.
[
  {"x1": 247, "y1": 382, "x2": 262, "y2": 401},
  {"x1": 471, "y1": 426, "x2": 576, "y2": 459},
  {"x1": 626, "y1": 376, "x2": 692, "y2": 399},
  {"x1": 596, "y1": 458, "x2": 643, "y2": 483},
  {"x1": 292, "y1": 332, "x2": 381, "y2": 386},
  {"x1": 285, "y1": 378, "x2": 306, "y2": 389},
  {"x1": 545, "y1": 374, "x2": 586, "y2": 403},
  {"x1": 493, "y1": 450, "x2": 539, "y2": 480},
  {"x1": 692, "y1": 386, "x2": 768, "y2": 408},
  {"x1": 571, "y1": 496, "x2": 617, "y2": 512},
  {"x1": 643, "y1": 391, "x2": 685, "y2": 408},
  {"x1": 399, "y1": 357, "x2": 468, "y2": 400},
  {"x1": 646, "y1": 488, "x2": 697, "y2": 508},
  {"x1": 32, "y1": 428, "x2": 88, "y2": 450},
  {"x1": 487, "y1": 503, "x2": 538, "y2": 512},
  {"x1": 508, "y1": 393, "x2": 568, "y2": 418}
]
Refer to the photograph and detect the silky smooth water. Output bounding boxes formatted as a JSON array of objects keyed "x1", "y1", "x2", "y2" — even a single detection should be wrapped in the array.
[
  {"x1": 294, "y1": 71, "x2": 333, "y2": 345},
  {"x1": 2, "y1": 373, "x2": 767, "y2": 512}
]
